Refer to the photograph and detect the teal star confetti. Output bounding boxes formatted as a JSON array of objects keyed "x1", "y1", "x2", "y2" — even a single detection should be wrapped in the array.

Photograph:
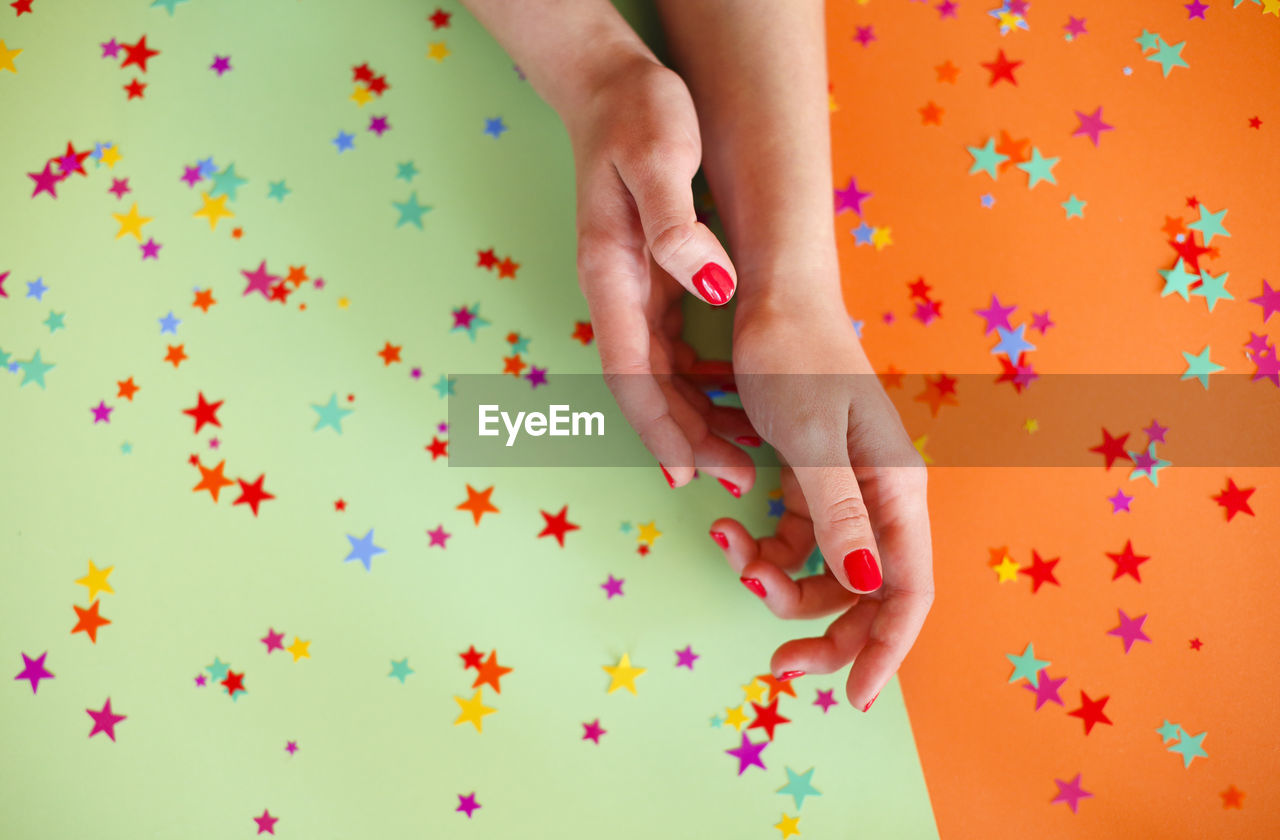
[
  {"x1": 966, "y1": 137, "x2": 1008, "y2": 179},
  {"x1": 1187, "y1": 204, "x2": 1229, "y2": 245},
  {"x1": 1135, "y1": 30, "x2": 1161, "y2": 52},
  {"x1": 619, "y1": 522, "x2": 632, "y2": 532},
  {"x1": 432, "y1": 374, "x2": 456, "y2": 398},
  {"x1": 18, "y1": 350, "x2": 54, "y2": 388},
  {"x1": 1181, "y1": 344, "x2": 1224, "y2": 389},
  {"x1": 208, "y1": 164, "x2": 248, "y2": 201},
  {"x1": 1061, "y1": 195, "x2": 1086, "y2": 218},
  {"x1": 267, "y1": 180, "x2": 291, "y2": 202},
  {"x1": 1168, "y1": 729, "x2": 1208, "y2": 768},
  {"x1": 392, "y1": 192, "x2": 432, "y2": 229},
  {"x1": 43, "y1": 310, "x2": 66, "y2": 333},
  {"x1": 1191, "y1": 270, "x2": 1232, "y2": 311},
  {"x1": 1147, "y1": 37, "x2": 1189, "y2": 77},
  {"x1": 206, "y1": 657, "x2": 230, "y2": 683},
  {"x1": 1156, "y1": 720, "x2": 1183, "y2": 743},
  {"x1": 311, "y1": 393, "x2": 354, "y2": 433},
  {"x1": 396, "y1": 161, "x2": 418, "y2": 182},
  {"x1": 509, "y1": 334, "x2": 531, "y2": 354},
  {"x1": 1128, "y1": 444, "x2": 1171, "y2": 486},
  {"x1": 1006, "y1": 643, "x2": 1050, "y2": 685},
  {"x1": 1159, "y1": 258, "x2": 1198, "y2": 302},
  {"x1": 150, "y1": 0, "x2": 190, "y2": 14},
  {"x1": 777, "y1": 767, "x2": 823, "y2": 809},
  {"x1": 709, "y1": 714, "x2": 723, "y2": 727},
  {"x1": 1016, "y1": 147, "x2": 1059, "y2": 188},
  {"x1": 389, "y1": 658, "x2": 414, "y2": 683}
]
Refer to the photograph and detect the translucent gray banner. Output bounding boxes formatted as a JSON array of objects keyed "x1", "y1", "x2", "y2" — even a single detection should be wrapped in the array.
[{"x1": 446, "y1": 373, "x2": 1279, "y2": 467}]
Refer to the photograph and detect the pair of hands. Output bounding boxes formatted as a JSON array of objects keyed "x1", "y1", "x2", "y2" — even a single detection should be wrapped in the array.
[{"x1": 562, "y1": 57, "x2": 933, "y2": 711}]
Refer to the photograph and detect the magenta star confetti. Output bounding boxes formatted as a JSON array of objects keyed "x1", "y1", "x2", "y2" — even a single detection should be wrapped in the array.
[
  {"x1": 1051, "y1": 774, "x2": 1093, "y2": 814},
  {"x1": 601, "y1": 574, "x2": 624, "y2": 598},
  {"x1": 210, "y1": 55, "x2": 231, "y2": 75},
  {"x1": 14, "y1": 651, "x2": 55, "y2": 693},
  {"x1": 1107, "y1": 489, "x2": 1133, "y2": 513},
  {"x1": 674, "y1": 645, "x2": 699, "y2": 669},
  {"x1": 725, "y1": 731, "x2": 768, "y2": 775},
  {"x1": 834, "y1": 176, "x2": 872, "y2": 215},
  {"x1": 582, "y1": 719, "x2": 606, "y2": 743},
  {"x1": 456, "y1": 793, "x2": 481, "y2": 818},
  {"x1": 1024, "y1": 669, "x2": 1066, "y2": 710},
  {"x1": 1072, "y1": 107, "x2": 1114, "y2": 147},
  {"x1": 1107, "y1": 609, "x2": 1152, "y2": 653}
]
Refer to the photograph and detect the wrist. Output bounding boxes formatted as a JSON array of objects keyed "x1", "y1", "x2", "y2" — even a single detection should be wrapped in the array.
[
  {"x1": 545, "y1": 40, "x2": 660, "y2": 125},
  {"x1": 731, "y1": 249, "x2": 845, "y2": 324}
]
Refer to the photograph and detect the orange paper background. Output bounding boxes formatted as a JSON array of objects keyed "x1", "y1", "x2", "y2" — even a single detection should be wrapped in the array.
[{"x1": 825, "y1": 2, "x2": 1278, "y2": 837}]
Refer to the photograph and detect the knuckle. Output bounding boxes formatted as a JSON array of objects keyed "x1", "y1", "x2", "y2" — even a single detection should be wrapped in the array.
[
  {"x1": 647, "y1": 220, "x2": 697, "y2": 267},
  {"x1": 822, "y1": 493, "x2": 871, "y2": 532}
]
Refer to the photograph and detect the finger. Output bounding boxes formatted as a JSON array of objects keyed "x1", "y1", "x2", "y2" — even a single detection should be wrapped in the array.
[
  {"x1": 711, "y1": 518, "x2": 857, "y2": 619},
  {"x1": 666, "y1": 377, "x2": 755, "y2": 494},
  {"x1": 843, "y1": 470, "x2": 934, "y2": 710},
  {"x1": 711, "y1": 512, "x2": 815, "y2": 574},
  {"x1": 704, "y1": 406, "x2": 762, "y2": 447},
  {"x1": 782, "y1": 430, "x2": 885, "y2": 595},
  {"x1": 578, "y1": 234, "x2": 696, "y2": 485},
  {"x1": 616, "y1": 153, "x2": 738, "y2": 307},
  {"x1": 768, "y1": 602, "x2": 877, "y2": 683}
]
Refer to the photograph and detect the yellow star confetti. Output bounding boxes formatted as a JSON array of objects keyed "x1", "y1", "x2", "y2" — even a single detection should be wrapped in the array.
[
  {"x1": 741, "y1": 678, "x2": 766, "y2": 703},
  {"x1": 0, "y1": 39, "x2": 22, "y2": 74},
  {"x1": 194, "y1": 192, "x2": 234, "y2": 230},
  {"x1": 774, "y1": 814, "x2": 801, "y2": 839},
  {"x1": 75, "y1": 559, "x2": 115, "y2": 602},
  {"x1": 112, "y1": 203, "x2": 152, "y2": 241},
  {"x1": 635, "y1": 520, "x2": 662, "y2": 546},
  {"x1": 453, "y1": 689, "x2": 496, "y2": 731},
  {"x1": 426, "y1": 41, "x2": 450, "y2": 62},
  {"x1": 994, "y1": 555, "x2": 1021, "y2": 583},
  {"x1": 723, "y1": 705, "x2": 749, "y2": 730},
  {"x1": 286, "y1": 637, "x2": 311, "y2": 662},
  {"x1": 602, "y1": 653, "x2": 646, "y2": 695}
]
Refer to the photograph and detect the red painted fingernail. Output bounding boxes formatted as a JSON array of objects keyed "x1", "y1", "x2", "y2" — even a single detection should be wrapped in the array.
[
  {"x1": 778, "y1": 669, "x2": 805, "y2": 681},
  {"x1": 843, "y1": 548, "x2": 882, "y2": 592},
  {"x1": 740, "y1": 576, "x2": 767, "y2": 598},
  {"x1": 710, "y1": 530, "x2": 729, "y2": 549},
  {"x1": 735, "y1": 435, "x2": 763, "y2": 447},
  {"x1": 660, "y1": 464, "x2": 675, "y2": 488},
  {"x1": 862, "y1": 691, "x2": 880, "y2": 713},
  {"x1": 692, "y1": 262, "x2": 733, "y2": 306},
  {"x1": 718, "y1": 478, "x2": 741, "y2": 498}
]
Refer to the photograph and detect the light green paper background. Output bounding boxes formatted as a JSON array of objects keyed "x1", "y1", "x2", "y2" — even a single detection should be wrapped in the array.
[{"x1": 0, "y1": 1, "x2": 939, "y2": 837}]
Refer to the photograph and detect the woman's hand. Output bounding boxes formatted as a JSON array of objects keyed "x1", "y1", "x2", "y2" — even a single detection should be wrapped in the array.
[
  {"x1": 712, "y1": 285, "x2": 934, "y2": 711},
  {"x1": 562, "y1": 56, "x2": 748, "y2": 488}
]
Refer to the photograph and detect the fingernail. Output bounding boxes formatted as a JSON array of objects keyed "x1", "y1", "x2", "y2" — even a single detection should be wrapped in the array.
[
  {"x1": 710, "y1": 530, "x2": 729, "y2": 549},
  {"x1": 692, "y1": 262, "x2": 733, "y2": 306},
  {"x1": 660, "y1": 464, "x2": 675, "y2": 488},
  {"x1": 843, "y1": 548, "x2": 882, "y2": 592},
  {"x1": 735, "y1": 435, "x2": 762, "y2": 447},
  {"x1": 718, "y1": 478, "x2": 741, "y2": 498},
  {"x1": 778, "y1": 669, "x2": 805, "y2": 681},
  {"x1": 740, "y1": 576, "x2": 767, "y2": 598},
  {"x1": 862, "y1": 691, "x2": 880, "y2": 713}
]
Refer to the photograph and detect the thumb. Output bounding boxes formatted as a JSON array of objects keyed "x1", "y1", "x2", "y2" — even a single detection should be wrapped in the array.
[
  {"x1": 616, "y1": 156, "x2": 738, "y2": 307},
  {"x1": 783, "y1": 436, "x2": 884, "y2": 595}
]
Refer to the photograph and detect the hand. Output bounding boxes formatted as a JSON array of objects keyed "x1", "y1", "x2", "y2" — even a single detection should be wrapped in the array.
[
  {"x1": 711, "y1": 288, "x2": 934, "y2": 711},
  {"x1": 562, "y1": 54, "x2": 747, "y2": 487}
]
